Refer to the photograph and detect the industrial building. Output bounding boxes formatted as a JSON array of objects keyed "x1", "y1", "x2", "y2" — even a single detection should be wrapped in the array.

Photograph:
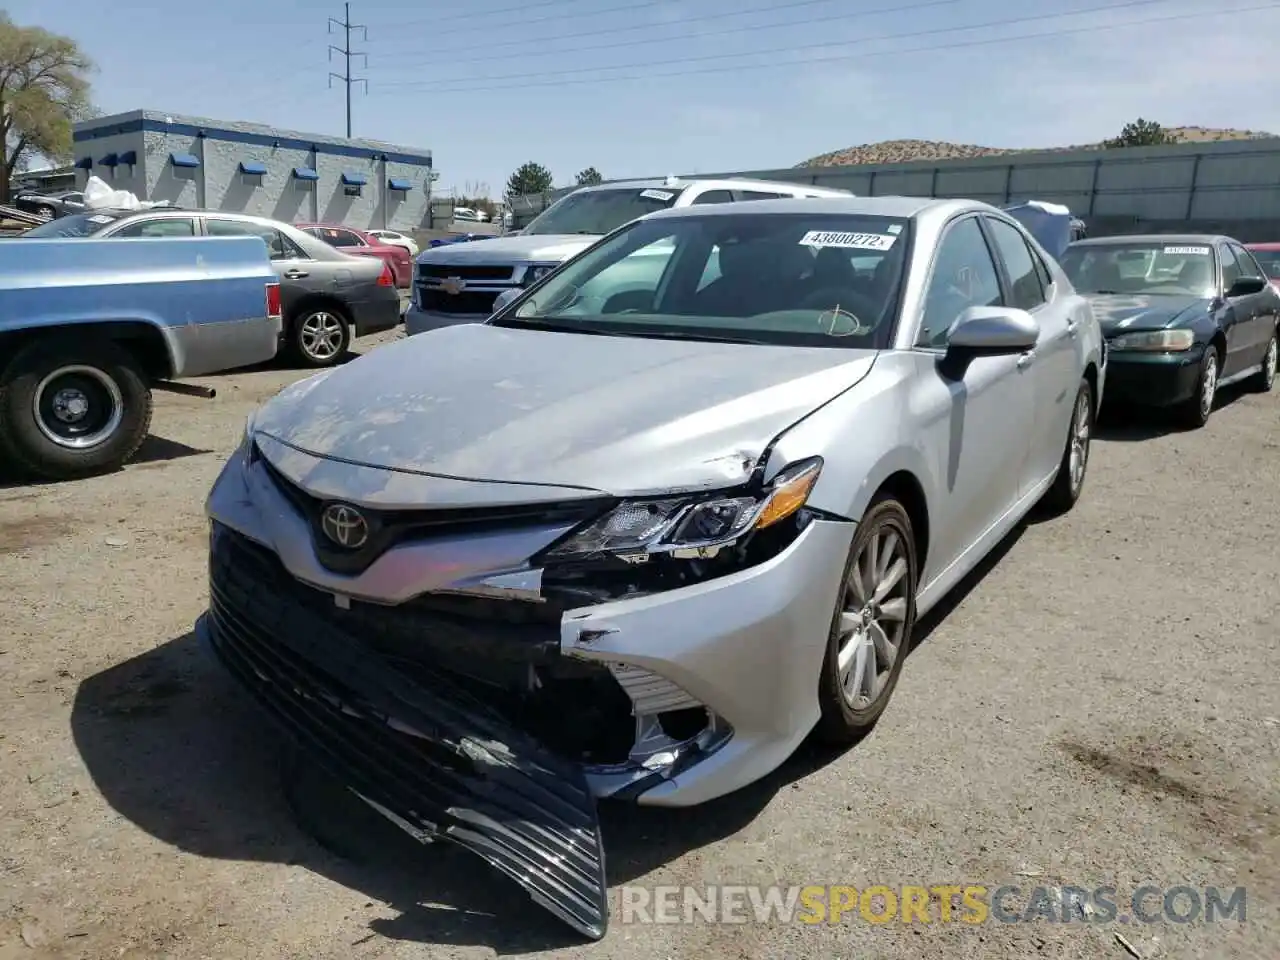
[{"x1": 70, "y1": 109, "x2": 433, "y2": 231}]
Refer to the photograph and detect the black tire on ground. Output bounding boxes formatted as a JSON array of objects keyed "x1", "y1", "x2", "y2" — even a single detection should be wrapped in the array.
[
  {"x1": 1040, "y1": 377, "x2": 1094, "y2": 516},
  {"x1": 1177, "y1": 344, "x2": 1219, "y2": 429},
  {"x1": 814, "y1": 494, "x2": 918, "y2": 745},
  {"x1": 1248, "y1": 330, "x2": 1277, "y2": 393},
  {"x1": 287, "y1": 304, "x2": 352, "y2": 368},
  {"x1": 0, "y1": 337, "x2": 152, "y2": 480}
]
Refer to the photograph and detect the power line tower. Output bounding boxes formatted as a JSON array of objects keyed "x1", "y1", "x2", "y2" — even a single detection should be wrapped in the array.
[{"x1": 328, "y1": 2, "x2": 367, "y2": 139}]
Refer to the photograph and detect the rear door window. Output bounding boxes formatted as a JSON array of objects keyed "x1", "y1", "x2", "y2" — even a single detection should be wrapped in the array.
[{"x1": 205, "y1": 218, "x2": 303, "y2": 260}]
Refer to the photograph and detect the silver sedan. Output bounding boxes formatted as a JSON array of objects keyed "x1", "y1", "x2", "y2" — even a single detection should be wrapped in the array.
[{"x1": 199, "y1": 195, "x2": 1105, "y2": 939}]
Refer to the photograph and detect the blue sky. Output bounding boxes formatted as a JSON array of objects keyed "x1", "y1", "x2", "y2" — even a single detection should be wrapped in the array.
[{"x1": 13, "y1": 0, "x2": 1280, "y2": 197}]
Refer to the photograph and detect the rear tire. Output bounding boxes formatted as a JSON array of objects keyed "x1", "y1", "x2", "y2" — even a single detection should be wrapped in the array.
[
  {"x1": 35, "y1": 204, "x2": 55, "y2": 219},
  {"x1": 814, "y1": 495, "x2": 917, "y2": 745},
  {"x1": 1178, "y1": 345, "x2": 1219, "y2": 429},
  {"x1": 1040, "y1": 377, "x2": 1093, "y2": 516},
  {"x1": 287, "y1": 305, "x2": 351, "y2": 368},
  {"x1": 0, "y1": 338, "x2": 152, "y2": 480},
  {"x1": 1248, "y1": 331, "x2": 1277, "y2": 393}
]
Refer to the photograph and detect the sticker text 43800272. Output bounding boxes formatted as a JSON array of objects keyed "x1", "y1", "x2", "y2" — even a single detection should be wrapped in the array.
[
  {"x1": 800, "y1": 231, "x2": 897, "y2": 251},
  {"x1": 1163, "y1": 245, "x2": 1210, "y2": 256}
]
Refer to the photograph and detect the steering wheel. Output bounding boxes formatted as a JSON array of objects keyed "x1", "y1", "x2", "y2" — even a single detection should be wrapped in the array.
[{"x1": 799, "y1": 287, "x2": 881, "y2": 335}]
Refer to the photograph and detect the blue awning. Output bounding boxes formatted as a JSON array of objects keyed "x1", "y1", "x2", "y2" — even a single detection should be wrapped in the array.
[
  {"x1": 239, "y1": 160, "x2": 268, "y2": 175},
  {"x1": 119, "y1": 150, "x2": 137, "y2": 165},
  {"x1": 292, "y1": 166, "x2": 319, "y2": 181},
  {"x1": 341, "y1": 170, "x2": 368, "y2": 186},
  {"x1": 388, "y1": 177, "x2": 412, "y2": 191},
  {"x1": 100, "y1": 153, "x2": 119, "y2": 167},
  {"x1": 170, "y1": 152, "x2": 201, "y2": 168},
  {"x1": 74, "y1": 156, "x2": 93, "y2": 170}
]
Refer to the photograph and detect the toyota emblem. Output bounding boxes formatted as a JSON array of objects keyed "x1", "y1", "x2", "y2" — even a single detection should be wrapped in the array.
[
  {"x1": 441, "y1": 276, "x2": 466, "y2": 295},
  {"x1": 320, "y1": 503, "x2": 370, "y2": 549}
]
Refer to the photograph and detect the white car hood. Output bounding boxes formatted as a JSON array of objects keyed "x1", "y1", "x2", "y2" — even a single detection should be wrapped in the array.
[{"x1": 416, "y1": 234, "x2": 598, "y2": 265}]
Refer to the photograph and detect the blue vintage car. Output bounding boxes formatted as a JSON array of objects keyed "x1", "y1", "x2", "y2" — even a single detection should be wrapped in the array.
[{"x1": 0, "y1": 236, "x2": 281, "y2": 480}]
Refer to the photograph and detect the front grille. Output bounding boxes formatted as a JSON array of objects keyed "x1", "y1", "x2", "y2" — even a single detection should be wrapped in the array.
[
  {"x1": 212, "y1": 524, "x2": 566, "y2": 684},
  {"x1": 418, "y1": 288, "x2": 501, "y2": 315},
  {"x1": 205, "y1": 523, "x2": 608, "y2": 938},
  {"x1": 259, "y1": 457, "x2": 613, "y2": 576},
  {"x1": 419, "y1": 263, "x2": 515, "y2": 281}
]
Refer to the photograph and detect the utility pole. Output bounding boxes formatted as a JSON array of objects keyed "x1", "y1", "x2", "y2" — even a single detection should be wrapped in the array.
[{"x1": 328, "y1": 2, "x2": 367, "y2": 138}]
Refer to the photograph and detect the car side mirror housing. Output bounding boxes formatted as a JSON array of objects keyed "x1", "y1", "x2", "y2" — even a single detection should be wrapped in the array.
[
  {"x1": 1226, "y1": 276, "x2": 1267, "y2": 298},
  {"x1": 944, "y1": 306, "x2": 1040, "y2": 358},
  {"x1": 491, "y1": 288, "x2": 521, "y2": 316}
]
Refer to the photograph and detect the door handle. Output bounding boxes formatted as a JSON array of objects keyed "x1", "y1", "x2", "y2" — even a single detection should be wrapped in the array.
[
  {"x1": 1017, "y1": 350, "x2": 1035, "y2": 369},
  {"x1": 1066, "y1": 319, "x2": 1078, "y2": 338},
  {"x1": 283, "y1": 269, "x2": 309, "y2": 279}
]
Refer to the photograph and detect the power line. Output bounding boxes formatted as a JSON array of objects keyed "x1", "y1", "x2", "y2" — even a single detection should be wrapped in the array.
[
  {"x1": 377, "y1": 0, "x2": 1177, "y2": 89},
  {"x1": 328, "y1": 2, "x2": 368, "y2": 138},
  {"x1": 368, "y1": 2, "x2": 1279, "y2": 95},
  {"x1": 374, "y1": 0, "x2": 912, "y2": 58},
  {"x1": 375, "y1": 0, "x2": 680, "y2": 36}
]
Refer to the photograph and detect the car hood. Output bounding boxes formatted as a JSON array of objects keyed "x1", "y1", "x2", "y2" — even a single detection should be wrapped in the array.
[
  {"x1": 416, "y1": 233, "x2": 597, "y2": 265},
  {"x1": 252, "y1": 323, "x2": 878, "y2": 498},
  {"x1": 1086, "y1": 294, "x2": 1208, "y2": 336}
]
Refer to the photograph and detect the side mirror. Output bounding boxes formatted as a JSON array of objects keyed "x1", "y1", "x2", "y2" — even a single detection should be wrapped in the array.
[
  {"x1": 491, "y1": 288, "x2": 521, "y2": 315},
  {"x1": 1226, "y1": 276, "x2": 1267, "y2": 298},
  {"x1": 945, "y1": 306, "x2": 1040, "y2": 357}
]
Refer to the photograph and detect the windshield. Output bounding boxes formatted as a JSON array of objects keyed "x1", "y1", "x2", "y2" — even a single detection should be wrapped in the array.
[
  {"x1": 522, "y1": 187, "x2": 680, "y2": 236},
  {"x1": 491, "y1": 211, "x2": 910, "y2": 349},
  {"x1": 1247, "y1": 248, "x2": 1280, "y2": 278},
  {"x1": 1059, "y1": 241, "x2": 1217, "y2": 298},
  {"x1": 21, "y1": 212, "x2": 119, "y2": 238}
]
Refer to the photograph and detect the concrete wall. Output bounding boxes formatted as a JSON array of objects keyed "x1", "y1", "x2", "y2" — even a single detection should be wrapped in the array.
[
  {"x1": 510, "y1": 138, "x2": 1280, "y2": 234},
  {"x1": 72, "y1": 109, "x2": 433, "y2": 232}
]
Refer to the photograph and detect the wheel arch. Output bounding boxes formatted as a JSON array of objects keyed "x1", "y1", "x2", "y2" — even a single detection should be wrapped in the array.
[
  {"x1": 288, "y1": 293, "x2": 353, "y2": 329},
  {"x1": 0, "y1": 320, "x2": 173, "y2": 380}
]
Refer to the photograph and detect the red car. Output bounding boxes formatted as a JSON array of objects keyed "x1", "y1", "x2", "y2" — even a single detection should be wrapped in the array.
[
  {"x1": 1244, "y1": 242, "x2": 1280, "y2": 290},
  {"x1": 297, "y1": 222, "x2": 413, "y2": 288}
]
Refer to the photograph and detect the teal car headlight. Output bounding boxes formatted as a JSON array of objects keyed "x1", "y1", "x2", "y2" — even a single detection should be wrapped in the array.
[
  {"x1": 1109, "y1": 329, "x2": 1195, "y2": 352},
  {"x1": 545, "y1": 459, "x2": 822, "y2": 561}
]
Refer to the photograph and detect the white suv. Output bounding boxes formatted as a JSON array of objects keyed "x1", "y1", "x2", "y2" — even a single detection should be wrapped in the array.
[{"x1": 404, "y1": 177, "x2": 854, "y2": 336}]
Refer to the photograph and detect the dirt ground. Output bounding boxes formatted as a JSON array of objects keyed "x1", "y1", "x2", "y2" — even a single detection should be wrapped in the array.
[{"x1": 1, "y1": 332, "x2": 1277, "y2": 960}]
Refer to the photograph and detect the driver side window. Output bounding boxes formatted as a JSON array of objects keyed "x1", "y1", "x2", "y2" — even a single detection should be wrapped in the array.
[
  {"x1": 916, "y1": 217, "x2": 1003, "y2": 348},
  {"x1": 1230, "y1": 243, "x2": 1264, "y2": 282}
]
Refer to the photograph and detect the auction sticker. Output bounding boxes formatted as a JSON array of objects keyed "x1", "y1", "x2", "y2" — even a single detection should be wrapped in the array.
[
  {"x1": 1163, "y1": 245, "x2": 1210, "y2": 255},
  {"x1": 88, "y1": 214, "x2": 115, "y2": 224},
  {"x1": 800, "y1": 230, "x2": 897, "y2": 250},
  {"x1": 640, "y1": 189, "x2": 674, "y2": 201}
]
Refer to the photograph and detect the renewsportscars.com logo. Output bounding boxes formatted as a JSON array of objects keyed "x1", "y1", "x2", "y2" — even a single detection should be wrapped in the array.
[{"x1": 616, "y1": 884, "x2": 1248, "y2": 926}]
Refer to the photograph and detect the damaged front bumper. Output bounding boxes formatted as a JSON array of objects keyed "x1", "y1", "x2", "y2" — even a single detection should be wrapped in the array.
[
  {"x1": 197, "y1": 525, "x2": 609, "y2": 938},
  {"x1": 200, "y1": 443, "x2": 855, "y2": 939}
]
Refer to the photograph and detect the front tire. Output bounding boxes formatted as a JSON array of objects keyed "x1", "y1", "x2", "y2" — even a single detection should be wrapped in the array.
[
  {"x1": 0, "y1": 338, "x2": 152, "y2": 480},
  {"x1": 288, "y1": 306, "x2": 351, "y2": 368},
  {"x1": 1249, "y1": 331, "x2": 1277, "y2": 393},
  {"x1": 814, "y1": 495, "x2": 917, "y2": 744},
  {"x1": 35, "y1": 204, "x2": 55, "y2": 219},
  {"x1": 1040, "y1": 377, "x2": 1093, "y2": 515},
  {"x1": 1178, "y1": 345, "x2": 1219, "y2": 429}
]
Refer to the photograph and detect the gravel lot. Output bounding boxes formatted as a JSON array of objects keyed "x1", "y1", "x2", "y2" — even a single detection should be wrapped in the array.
[{"x1": 1, "y1": 333, "x2": 1277, "y2": 960}]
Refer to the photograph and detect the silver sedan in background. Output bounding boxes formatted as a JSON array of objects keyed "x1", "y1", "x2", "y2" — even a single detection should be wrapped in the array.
[{"x1": 199, "y1": 196, "x2": 1105, "y2": 940}]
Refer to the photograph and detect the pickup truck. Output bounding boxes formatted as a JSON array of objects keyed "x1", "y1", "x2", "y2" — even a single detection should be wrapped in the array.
[{"x1": 0, "y1": 236, "x2": 281, "y2": 480}]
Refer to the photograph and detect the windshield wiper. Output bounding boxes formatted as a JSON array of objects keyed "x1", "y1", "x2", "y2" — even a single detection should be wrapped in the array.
[
  {"x1": 625, "y1": 329, "x2": 772, "y2": 346},
  {"x1": 490, "y1": 317, "x2": 628, "y2": 337}
]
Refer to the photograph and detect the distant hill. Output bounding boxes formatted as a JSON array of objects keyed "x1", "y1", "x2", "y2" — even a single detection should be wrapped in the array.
[{"x1": 798, "y1": 127, "x2": 1277, "y2": 168}]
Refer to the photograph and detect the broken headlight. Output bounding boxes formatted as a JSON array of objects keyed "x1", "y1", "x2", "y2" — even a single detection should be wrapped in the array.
[{"x1": 545, "y1": 458, "x2": 822, "y2": 561}]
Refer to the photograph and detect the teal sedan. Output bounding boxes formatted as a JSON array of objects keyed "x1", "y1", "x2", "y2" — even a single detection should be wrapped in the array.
[{"x1": 1059, "y1": 235, "x2": 1279, "y2": 428}]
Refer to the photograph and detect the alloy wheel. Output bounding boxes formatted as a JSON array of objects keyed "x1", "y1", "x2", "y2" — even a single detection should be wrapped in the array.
[
  {"x1": 299, "y1": 312, "x2": 346, "y2": 361},
  {"x1": 1200, "y1": 351, "x2": 1218, "y2": 421},
  {"x1": 836, "y1": 526, "x2": 910, "y2": 709},
  {"x1": 1069, "y1": 387, "x2": 1091, "y2": 495}
]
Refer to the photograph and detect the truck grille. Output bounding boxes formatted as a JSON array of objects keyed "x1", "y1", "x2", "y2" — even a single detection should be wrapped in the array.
[
  {"x1": 419, "y1": 264, "x2": 515, "y2": 281},
  {"x1": 418, "y1": 288, "x2": 502, "y2": 315}
]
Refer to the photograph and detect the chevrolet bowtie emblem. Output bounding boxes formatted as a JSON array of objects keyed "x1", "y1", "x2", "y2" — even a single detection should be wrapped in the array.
[{"x1": 441, "y1": 276, "x2": 466, "y2": 295}]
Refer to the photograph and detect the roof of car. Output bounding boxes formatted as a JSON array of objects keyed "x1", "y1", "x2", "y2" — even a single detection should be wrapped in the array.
[
  {"x1": 640, "y1": 195, "x2": 980, "y2": 221},
  {"x1": 1070, "y1": 233, "x2": 1232, "y2": 247},
  {"x1": 575, "y1": 176, "x2": 851, "y2": 197}
]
